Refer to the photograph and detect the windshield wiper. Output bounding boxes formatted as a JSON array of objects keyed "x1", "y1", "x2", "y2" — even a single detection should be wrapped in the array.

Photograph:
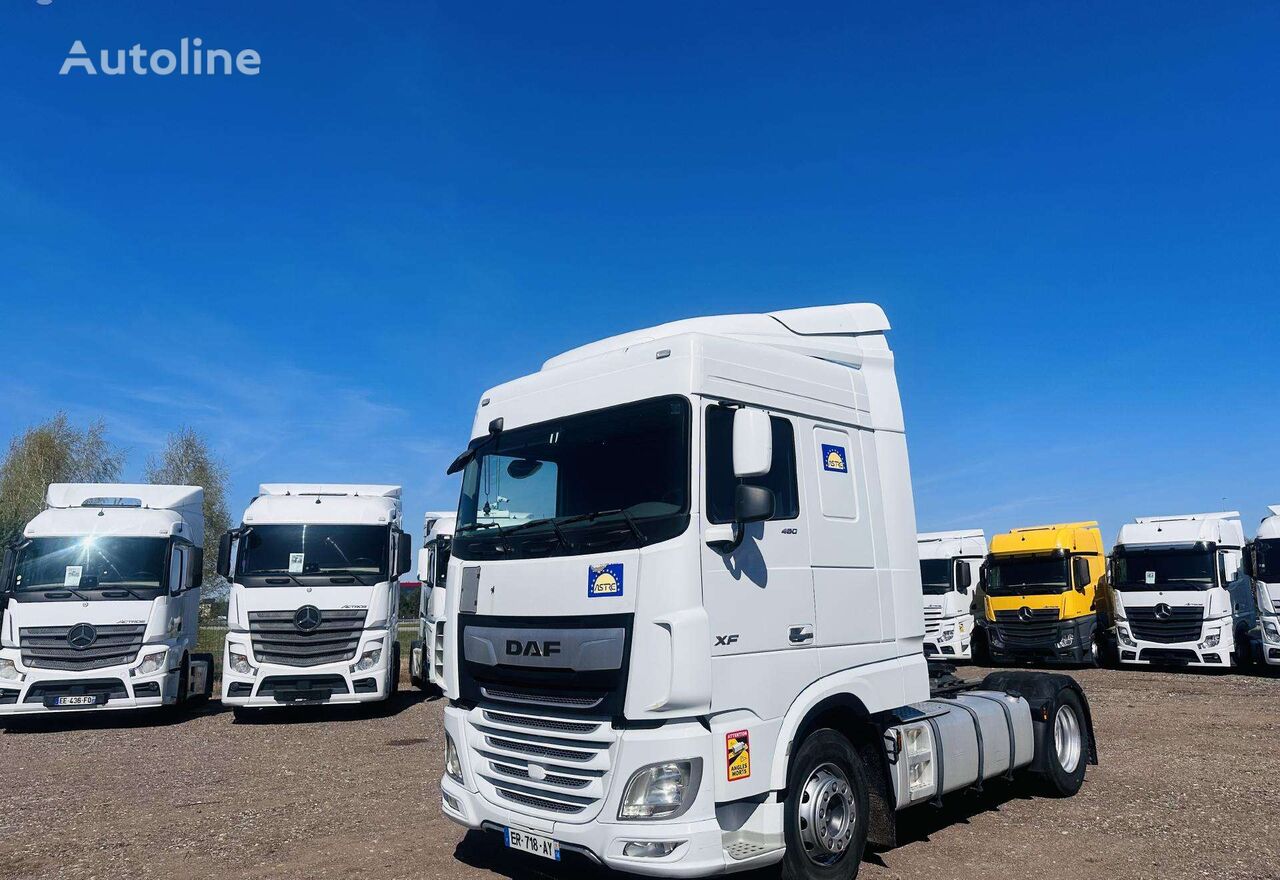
[
  {"x1": 563, "y1": 508, "x2": 648, "y2": 546},
  {"x1": 323, "y1": 569, "x2": 371, "y2": 585},
  {"x1": 503, "y1": 517, "x2": 578, "y2": 553},
  {"x1": 456, "y1": 520, "x2": 511, "y2": 553}
]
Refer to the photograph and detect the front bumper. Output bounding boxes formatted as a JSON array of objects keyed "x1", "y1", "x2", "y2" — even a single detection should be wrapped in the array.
[
  {"x1": 1115, "y1": 618, "x2": 1233, "y2": 668},
  {"x1": 924, "y1": 614, "x2": 974, "y2": 661},
  {"x1": 440, "y1": 705, "x2": 781, "y2": 876},
  {"x1": 220, "y1": 632, "x2": 391, "y2": 707},
  {"x1": 0, "y1": 648, "x2": 180, "y2": 716},
  {"x1": 988, "y1": 614, "x2": 1096, "y2": 664}
]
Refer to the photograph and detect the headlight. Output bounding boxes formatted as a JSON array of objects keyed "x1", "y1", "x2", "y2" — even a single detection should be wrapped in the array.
[
  {"x1": 619, "y1": 760, "x2": 701, "y2": 820},
  {"x1": 1263, "y1": 620, "x2": 1280, "y2": 642},
  {"x1": 940, "y1": 628, "x2": 955, "y2": 642},
  {"x1": 444, "y1": 733, "x2": 464, "y2": 784},
  {"x1": 354, "y1": 643, "x2": 383, "y2": 672},
  {"x1": 1201, "y1": 631, "x2": 1221, "y2": 649},
  {"x1": 1056, "y1": 632, "x2": 1075, "y2": 649},
  {"x1": 0, "y1": 658, "x2": 22, "y2": 681},
  {"x1": 133, "y1": 650, "x2": 167, "y2": 677},
  {"x1": 1117, "y1": 626, "x2": 1136, "y2": 647},
  {"x1": 229, "y1": 650, "x2": 256, "y2": 676}
]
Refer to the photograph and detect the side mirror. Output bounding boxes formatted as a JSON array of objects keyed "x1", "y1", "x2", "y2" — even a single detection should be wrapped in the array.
[
  {"x1": 734, "y1": 483, "x2": 775, "y2": 524},
  {"x1": 1243, "y1": 547, "x2": 1256, "y2": 579},
  {"x1": 192, "y1": 548, "x2": 205, "y2": 588},
  {"x1": 732, "y1": 408, "x2": 772, "y2": 478},
  {"x1": 1072, "y1": 556, "x2": 1091, "y2": 593},
  {"x1": 954, "y1": 560, "x2": 972, "y2": 591},
  {"x1": 396, "y1": 529, "x2": 413, "y2": 578},
  {"x1": 216, "y1": 531, "x2": 234, "y2": 579}
]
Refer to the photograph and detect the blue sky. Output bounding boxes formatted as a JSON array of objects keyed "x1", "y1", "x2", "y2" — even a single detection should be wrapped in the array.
[{"x1": 1, "y1": 1, "x2": 1277, "y2": 544}]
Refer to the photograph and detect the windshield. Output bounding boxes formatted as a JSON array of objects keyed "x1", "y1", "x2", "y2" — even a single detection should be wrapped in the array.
[
  {"x1": 453, "y1": 396, "x2": 691, "y2": 561},
  {"x1": 237, "y1": 524, "x2": 389, "y2": 583},
  {"x1": 919, "y1": 559, "x2": 952, "y2": 596},
  {"x1": 1113, "y1": 548, "x2": 1215, "y2": 591},
  {"x1": 1256, "y1": 538, "x2": 1280, "y2": 582},
  {"x1": 985, "y1": 555, "x2": 1069, "y2": 597},
  {"x1": 11, "y1": 536, "x2": 169, "y2": 595}
]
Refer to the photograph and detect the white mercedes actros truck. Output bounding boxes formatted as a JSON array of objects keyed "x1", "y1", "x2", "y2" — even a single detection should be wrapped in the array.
[
  {"x1": 436, "y1": 304, "x2": 1096, "y2": 879},
  {"x1": 1246, "y1": 505, "x2": 1280, "y2": 666},
  {"x1": 0, "y1": 483, "x2": 213, "y2": 716},
  {"x1": 411, "y1": 511, "x2": 455, "y2": 690},
  {"x1": 916, "y1": 530, "x2": 985, "y2": 662},
  {"x1": 216, "y1": 484, "x2": 414, "y2": 717},
  {"x1": 1109, "y1": 511, "x2": 1254, "y2": 668}
]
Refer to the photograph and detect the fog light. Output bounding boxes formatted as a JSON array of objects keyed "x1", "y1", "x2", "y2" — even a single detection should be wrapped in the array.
[
  {"x1": 1200, "y1": 631, "x2": 1221, "y2": 650},
  {"x1": 132, "y1": 650, "x2": 167, "y2": 677},
  {"x1": 442, "y1": 791, "x2": 461, "y2": 812},
  {"x1": 229, "y1": 650, "x2": 256, "y2": 676},
  {"x1": 353, "y1": 643, "x2": 383, "y2": 672},
  {"x1": 1056, "y1": 632, "x2": 1075, "y2": 649},
  {"x1": 619, "y1": 760, "x2": 700, "y2": 820},
  {"x1": 622, "y1": 841, "x2": 682, "y2": 858},
  {"x1": 445, "y1": 733, "x2": 464, "y2": 784}
]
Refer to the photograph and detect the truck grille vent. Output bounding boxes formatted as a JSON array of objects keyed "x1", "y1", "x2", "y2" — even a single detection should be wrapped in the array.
[
  {"x1": 1126, "y1": 606, "x2": 1203, "y2": 644},
  {"x1": 992, "y1": 607, "x2": 1061, "y2": 647},
  {"x1": 432, "y1": 619, "x2": 446, "y2": 682},
  {"x1": 924, "y1": 607, "x2": 944, "y2": 636},
  {"x1": 20, "y1": 624, "x2": 146, "y2": 671},
  {"x1": 248, "y1": 609, "x2": 367, "y2": 667}
]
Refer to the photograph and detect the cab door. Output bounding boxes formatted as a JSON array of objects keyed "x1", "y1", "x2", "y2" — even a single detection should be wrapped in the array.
[{"x1": 699, "y1": 403, "x2": 817, "y2": 712}]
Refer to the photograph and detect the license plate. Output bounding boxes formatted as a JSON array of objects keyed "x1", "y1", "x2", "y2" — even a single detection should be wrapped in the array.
[
  {"x1": 54, "y1": 695, "x2": 98, "y2": 706},
  {"x1": 504, "y1": 827, "x2": 560, "y2": 861}
]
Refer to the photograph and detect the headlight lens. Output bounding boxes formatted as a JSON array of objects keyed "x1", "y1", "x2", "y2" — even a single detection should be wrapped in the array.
[
  {"x1": 444, "y1": 733, "x2": 464, "y2": 783},
  {"x1": 133, "y1": 650, "x2": 167, "y2": 677},
  {"x1": 1117, "y1": 626, "x2": 1136, "y2": 647},
  {"x1": 354, "y1": 643, "x2": 383, "y2": 672},
  {"x1": 229, "y1": 650, "x2": 255, "y2": 676},
  {"x1": 1201, "y1": 631, "x2": 1221, "y2": 649},
  {"x1": 619, "y1": 760, "x2": 700, "y2": 820},
  {"x1": 1264, "y1": 620, "x2": 1280, "y2": 642},
  {"x1": 1056, "y1": 632, "x2": 1075, "y2": 649},
  {"x1": 940, "y1": 628, "x2": 955, "y2": 642},
  {"x1": 0, "y1": 658, "x2": 22, "y2": 681}
]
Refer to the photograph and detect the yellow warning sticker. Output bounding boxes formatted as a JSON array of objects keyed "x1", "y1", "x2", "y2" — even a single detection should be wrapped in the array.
[{"x1": 726, "y1": 730, "x2": 751, "y2": 781}]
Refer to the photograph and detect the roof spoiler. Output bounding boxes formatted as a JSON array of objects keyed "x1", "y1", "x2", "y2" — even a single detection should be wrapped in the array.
[
  {"x1": 1134, "y1": 511, "x2": 1240, "y2": 524},
  {"x1": 45, "y1": 483, "x2": 202, "y2": 512}
]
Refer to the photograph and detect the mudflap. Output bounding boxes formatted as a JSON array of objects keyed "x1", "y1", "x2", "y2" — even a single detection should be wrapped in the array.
[
  {"x1": 980, "y1": 670, "x2": 1098, "y2": 770},
  {"x1": 190, "y1": 652, "x2": 216, "y2": 702}
]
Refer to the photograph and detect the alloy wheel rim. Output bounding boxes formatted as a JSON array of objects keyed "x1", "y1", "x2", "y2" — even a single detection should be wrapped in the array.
[
  {"x1": 1053, "y1": 704, "x2": 1082, "y2": 773},
  {"x1": 797, "y1": 762, "x2": 855, "y2": 865}
]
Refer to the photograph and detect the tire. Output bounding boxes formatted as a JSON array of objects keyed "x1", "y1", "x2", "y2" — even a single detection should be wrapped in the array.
[
  {"x1": 387, "y1": 642, "x2": 401, "y2": 698},
  {"x1": 781, "y1": 729, "x2": 870, "y2": 880},
  {"x1": 175, "y1": 655, "x2": 190, "y2": 709},
  {"x1": 1037, "y1": 688, "x2": 1090, "y2": 797},
  {"x1": 232, "y1": 707, "x2": 257, "y2": 723},
  {"x1": 971, "y1": 628, "x2": 991, "y2": 666},
  {"x1": 1232, "y1": 625, "x2": 1254, "y2": 670}
]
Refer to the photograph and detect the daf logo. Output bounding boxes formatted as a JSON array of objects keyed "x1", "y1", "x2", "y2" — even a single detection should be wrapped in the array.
[
  {"x1": 294, "y1": 605, "x2": 323, "y2": 632},
  {"x1": 67, "y1": 623, "x2": 98, "y2": 650},
  {"x1": 1154, "y1": 603, "x2": 1173, "y2": 621},
  {"x1": 1018, "y1": 606, "x2": 1034, "y2": 621},
  {"x1": 505, "y1": 639, "x2": 561, "y2": 658}
]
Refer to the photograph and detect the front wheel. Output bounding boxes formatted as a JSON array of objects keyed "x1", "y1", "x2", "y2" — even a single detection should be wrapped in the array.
[
  {"x1": 781, "y1": 729, "x2": 870, "y2": 880},
  {"x1": 387, "y1": 642, "x2": 401, "y2": 698},
  {"x1": 1038, "y1": 688, "x2": 1090, "y2": 797}
]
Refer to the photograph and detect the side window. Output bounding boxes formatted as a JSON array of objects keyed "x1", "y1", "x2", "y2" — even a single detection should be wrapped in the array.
[
  {"x1": 168, "y1": 547, "x2": 186, "y2": 595},
  {"x1": 705, "y1": 405, "x2": 800, "y2": 523}
]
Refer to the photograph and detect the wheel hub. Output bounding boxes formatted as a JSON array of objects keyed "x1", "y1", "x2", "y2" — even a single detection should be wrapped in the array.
[
  {"x1": 797, "y1": 762, "x2": 855, "y2": 865},
  {"x1": 1053, "y1": 704, "x2": 1082, "y2": 773}
]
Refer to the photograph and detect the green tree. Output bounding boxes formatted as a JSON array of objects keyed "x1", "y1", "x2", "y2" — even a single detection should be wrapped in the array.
[
  {"x1": 0, "y1": 413, "x2": 124, "y2": 545},
  {"x1": 143, "y1": 426, "x2": 232, "y2": 596}
]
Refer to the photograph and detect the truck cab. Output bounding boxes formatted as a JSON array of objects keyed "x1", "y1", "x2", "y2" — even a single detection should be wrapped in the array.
[
  {"x1": 1245, "y1": 505, "x2": 1280, "y2": 666},
  {"x1": 981, "y1": 522, "x2": 1105, "y2": 665},
  {"x1": 436, "y1": 304, "x2": 1094, "y2": 880},
  {"x1": 917, "y1": 530, "x2": 985, "y2": 661},
  {"x1": 0, "y1": 483, "x2": 213, "y2": 715},
  {"x1": 217, "y1": 484, "x2": 414, "y2": 715},
  {"x1": 1110, "y1": 512, "x2": 1252, "y2": 668},
  {"x1": 410, "y1": 511, "x2": 455, "y2": 690}
]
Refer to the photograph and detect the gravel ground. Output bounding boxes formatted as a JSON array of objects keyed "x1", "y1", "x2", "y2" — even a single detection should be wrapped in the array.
[{"x1": 1, "y1": 664, "x2": 1276, "y2": 880}]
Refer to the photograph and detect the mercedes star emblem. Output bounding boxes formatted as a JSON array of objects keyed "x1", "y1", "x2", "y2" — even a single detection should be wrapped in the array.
[
  {"x1": 1018, "y1": 606, "x2": 1033, "y2": 621},
  {"x1": 67, "y1": 622, "x2": 98, "y2": 650},
  {"x1": 294, "y1": 605, "x2": 323, "y2": 632},
  {"x1": 1154, "y1": 603, "x2": 1172, "y2": 621}
]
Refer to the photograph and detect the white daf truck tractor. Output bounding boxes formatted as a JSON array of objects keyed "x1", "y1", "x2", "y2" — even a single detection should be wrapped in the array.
[
  {"x1": 917, "y1": 530, "x2": 985, "y2": 662},
  {"x1": 410, "y1": 511, "x2": 455, "y2": 690},
  {"x1": 216, "y1": 484, "x2": 414, "y2": 718},
  {"x1": 1245, "y1": 505, "x2": 1280, "y2": 667},
  {"x1": 435, "y1": 304, "x2": 1097, "y2": 880},
  {"x1": 0, "y1": 483, "x2": 214, "y2": 718},
  {"x1": 1109, "y1": 511, "x2": 1255, "y2": 669}
]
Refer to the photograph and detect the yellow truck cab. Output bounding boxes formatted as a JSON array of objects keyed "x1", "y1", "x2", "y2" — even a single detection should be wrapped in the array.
[{"x1": 980, "y1": 522, "x2": 1106, "y2": 665}]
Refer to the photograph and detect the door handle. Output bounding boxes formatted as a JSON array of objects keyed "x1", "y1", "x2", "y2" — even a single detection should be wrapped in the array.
[{"x1": 789, "y1": 625, "x2": 814, "y2": 644}]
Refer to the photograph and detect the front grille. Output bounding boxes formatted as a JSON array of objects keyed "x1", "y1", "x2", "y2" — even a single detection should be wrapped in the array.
[
  {"x1": 1126, "y1": 606, "x2": 1203, "y2": 644},
  {"x1": 24, "y1": 678, "x2": 128, "y2": 703},
  {"x1": 992, "y1": 607, "x2": 1061, "y2": 648},
  {"x1": 257, "y1": 674, "x2": 350, "y2": 697},
  {"x1": 1272, "y1": 600, "x2": 1280, "y2": 614},
  {"x1": 1140, "y1": 647, "x2": 1200, "y2": 664},
  {"x1": 480, "y1": 685, "x2": 605, "y2": 710},
  {"x1": 0, "y1": 689, "x2": 18, "y2": 705},
  {"x1": 924, "y1": 607, "x2": 943, "y2": 636},
  {"x1": 465, "y1": 706, "x2": 614, "y2": 823},
  {"x1": 248, "y1": 609, "x2": 367, "y2": 667},
  {"x1": 20, "y1": 624, "x2": 145, "y2": 671}
]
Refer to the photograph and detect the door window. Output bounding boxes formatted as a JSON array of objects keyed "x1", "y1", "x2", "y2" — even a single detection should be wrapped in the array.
[{"x1": 705, "y1": 405, "x2": 799, "y2": 523}]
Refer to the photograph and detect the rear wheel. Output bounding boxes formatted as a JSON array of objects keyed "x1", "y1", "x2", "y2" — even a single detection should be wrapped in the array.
[
  {"x1": 781, "y1": 729, "x2": 869, "y2": 880},
  {"x1": 1038, "y1": 689, "x2": 1089, "y2": 797}
]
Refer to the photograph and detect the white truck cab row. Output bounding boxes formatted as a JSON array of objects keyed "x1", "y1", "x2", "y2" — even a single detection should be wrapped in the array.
[
  {"x1": 0, "y1": 483, "x2": 213, "y2": 715},
  {"x1": 916, "y1": 530, "x2": 985, "y2": 661},
  {"x1": 216, "y1": 484, "x2": 414, "y2": 717},
  {"x1": 411, "y1": 511, "x2": 455, "y2": 690},
  {"x1": 1109, "y1": 512, "x2": 1254, "y2": 669},
  {"x1": 1247, "y1": 505, "x2": 1280, "y2": 666},
  {"x1": 435, "y1": 304, "x2": 1095, "y2": 880}
]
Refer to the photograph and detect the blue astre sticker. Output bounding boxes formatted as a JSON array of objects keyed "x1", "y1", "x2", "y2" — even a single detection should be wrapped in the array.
[
  {"x1": 821, "y1": 444, "x2": 848, "y2": 473},
  {"x1": 587, "y1": 563, "x2": 624, "y2": 598}
]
